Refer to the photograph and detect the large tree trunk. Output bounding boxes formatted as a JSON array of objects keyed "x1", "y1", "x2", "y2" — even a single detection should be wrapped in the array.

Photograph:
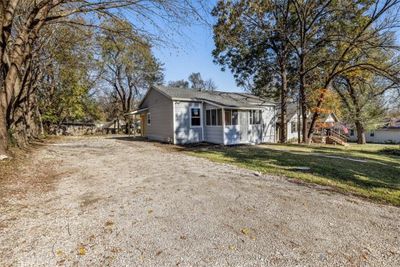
[
  {"x1": 0, "y1": 94, "x2": 8, "y2": 155},
  {"x1": 355, "y1": 120, "x2": 366, "y2": 144},
  {"x1": 299, "y1": 57, "x2": 308, "y2": 143},
  {"x1": 279, "y1": 69, "x2": 288, "y2": 143}
]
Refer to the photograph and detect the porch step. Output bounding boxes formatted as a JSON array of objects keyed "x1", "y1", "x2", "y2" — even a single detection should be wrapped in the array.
[{"x1": 327, "y1": 135, "x2": 349, "y2": 146}]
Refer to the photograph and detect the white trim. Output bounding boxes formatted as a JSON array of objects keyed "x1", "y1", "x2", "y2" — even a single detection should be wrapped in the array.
[
  {"x1": 224, "y1": 109, "x2": 240, "y2": 126},
  {"x1": 222, "y1": 107, "x2": 226, "y2": 145},
  {"x1": 172, "y1": 101, "x2": 176, "y2": 144},
  {"x1": 205, "y1": 108, "x2": 223, "y2": 127},
  {"x1": 201, "y1": 103, "x2": 205, "y2": 141},
  {"x1": 190, "y1": 107, "x2": 202, "y2": 128}
]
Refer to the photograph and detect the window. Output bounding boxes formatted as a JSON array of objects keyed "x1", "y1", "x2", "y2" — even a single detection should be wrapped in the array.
[
  {"x1": 191, "y1": 108, "x2": 201, "y2": 127},
  {"x1": 206, "y1": 109, "x2": 223, "y2": 126},
  {"x1": 147, "y1": 113, "x2": 151, "y2": 125},
  {"x1": 225, "y1": 109, "x2": 239, "y2": 125},
  {"x1": 291, "y1": 121, "x2": 297, "y2": 133},
  {"x1": 370, "y1": 131, "x2": 375, "y2": 137},
  {"x1": 225, "y1": 110, "x2": 232, "y2": 126},
  {"x1": 249, "y1": 110, "x2": 262, "y2": 125},
  {"x1": 211, "y1": 109, "x2": 217, "y2": 125},
  {"x1": 350, "y1": 129, "x2": 354, "y2": 136},
  {"x1": 217, "y1": 109, "x2": 222, "y2": 125}
]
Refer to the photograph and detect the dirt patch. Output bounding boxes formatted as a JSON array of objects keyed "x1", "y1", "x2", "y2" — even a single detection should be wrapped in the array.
[{"x1": 1, "y1": 136, "x2": 399, "y2": 266}]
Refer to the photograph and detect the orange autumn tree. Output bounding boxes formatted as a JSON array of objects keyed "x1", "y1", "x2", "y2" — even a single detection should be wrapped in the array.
[{"x1": 308, "y1": 88, "x2": 342, "y2": 130}]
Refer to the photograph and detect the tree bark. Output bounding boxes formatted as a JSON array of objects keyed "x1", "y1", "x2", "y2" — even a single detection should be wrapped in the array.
[
  {"x1": 0, "y1": 92, "x2": 8, "y2": 155},
  {"x1": 355, "y1": 120, "x2": 366, "y2": 144},
  {"x1": 279, "y1": 69, "x2": 288, "y2": 143},
  {"x1": 299, "y1": 55, "x2": 308, "y2": 143}
]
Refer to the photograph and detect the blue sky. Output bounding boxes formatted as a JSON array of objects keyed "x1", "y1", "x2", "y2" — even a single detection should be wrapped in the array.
[{"x1": 151, "y1": 23, "x2": 242, "y2": 92}]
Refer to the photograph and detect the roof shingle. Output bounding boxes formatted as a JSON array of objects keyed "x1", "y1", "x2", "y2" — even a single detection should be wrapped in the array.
[{"x1": 154, "y1": 85, "x2": 275, "y2": 108}]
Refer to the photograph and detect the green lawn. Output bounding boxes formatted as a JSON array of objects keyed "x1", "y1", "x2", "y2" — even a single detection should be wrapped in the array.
[{"x1": 187, "y1": 143, "x2": 400, "y2": 206}]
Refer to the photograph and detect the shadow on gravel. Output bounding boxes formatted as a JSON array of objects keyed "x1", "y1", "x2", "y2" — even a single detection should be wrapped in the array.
[{"x1": 106, "y1": 136, "x2": 148, "y2": 142}]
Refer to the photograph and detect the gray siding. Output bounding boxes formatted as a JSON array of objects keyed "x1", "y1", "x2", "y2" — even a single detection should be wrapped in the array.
[
  {"x1": 174, "y1": 101, "x2": 203, "y2": 144},
  {"x1": 204, "y1": 103, "x2": 224, "y2": 144},
  {"x1": 140, "y1": 89, "x2": 173, "y2": 142}
]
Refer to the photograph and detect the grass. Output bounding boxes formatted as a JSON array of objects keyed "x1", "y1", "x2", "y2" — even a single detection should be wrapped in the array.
[{"x1": 187, "y1": 143, "x2": 400, "y2": 206}]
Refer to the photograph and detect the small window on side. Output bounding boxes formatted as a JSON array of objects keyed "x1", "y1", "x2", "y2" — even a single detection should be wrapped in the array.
[
  {"x1": 370, "y1": 131, "x2": 375, "y2": 137},
  {"x1": 191, "y1": 108, "x2": 201, "y2": 127},
  {"x1": 350, "y1": 129, "x2": 354, "y2": 136},
  {"x1": 291, "y1": 121, "x2": 296, "y2": 133},
  {"x1": 147, "y1": 113, "x2": 151, "y2": 125}
]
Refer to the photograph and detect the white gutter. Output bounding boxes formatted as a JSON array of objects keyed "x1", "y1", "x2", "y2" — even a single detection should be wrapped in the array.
[
  {"x1": 172, "y1": 101, "x2": 176, "y2": 144},
  {"x1": 201, "y1": 102, "x2": 205, "y2": 142}
]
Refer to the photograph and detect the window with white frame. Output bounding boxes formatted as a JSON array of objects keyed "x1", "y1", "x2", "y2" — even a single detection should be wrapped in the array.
[
  {"x1": 191, "y1": 108, "x2": 201, "y2": 127},
  {"x1": 225, "y1": 109, "x2": 239, "y2": 126},
  {"x1": 291, "y1": 121, "x2": 297, "y2": 133},
  {"x1": 147, "y1": 113, "x2": 151, "y2": 125},
  {"x1": 249, "y1": 110, "x2": 261, "y2": 125},
  {"x1": 206, "y1": 109, "x2": 222, "y2": 126}
]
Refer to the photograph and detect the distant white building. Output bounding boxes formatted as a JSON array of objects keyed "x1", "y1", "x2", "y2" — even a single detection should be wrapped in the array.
[
  {"x1": 276, "y1": 103, "x2": 341, "y2": 143},
  {"x1": 348, "y1": 118, "x2": 400, "y2": 144}
]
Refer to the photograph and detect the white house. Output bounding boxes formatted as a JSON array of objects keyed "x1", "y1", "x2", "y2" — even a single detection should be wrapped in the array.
[
  {"x1": 276, "y1": 102, "x2": 340, "y2": 143},
  {"x1": 348, "y1": 118, "x2": 400, "y2": 144},
  {"x1": 131, "y1": 86, "x2": 276, "y2": 145}
]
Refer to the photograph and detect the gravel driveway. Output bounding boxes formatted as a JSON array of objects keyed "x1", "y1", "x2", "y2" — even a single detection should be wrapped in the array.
[{"x1": 0, "y1": 136, "x2": 399, "y2": 266}]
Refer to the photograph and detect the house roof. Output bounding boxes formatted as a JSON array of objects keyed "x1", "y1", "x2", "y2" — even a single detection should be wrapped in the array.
[
  {"x1": 382, "y1": 117, "x2": 400, "y2": 129},
  {"x1": 150, "y1": 85, "x2": 275, "y2": 108},
  {"x1": 276, "y1": 102, "x2": 298, "y2": 120}
]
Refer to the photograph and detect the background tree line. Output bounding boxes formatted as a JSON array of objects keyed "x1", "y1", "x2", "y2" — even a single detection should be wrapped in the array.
[
  {"x1": 0, "y1": 0, "x2": 208, "y2": 156},
  {"x1": 212, "y1": 0, "x2": 400, "y2": 144}
]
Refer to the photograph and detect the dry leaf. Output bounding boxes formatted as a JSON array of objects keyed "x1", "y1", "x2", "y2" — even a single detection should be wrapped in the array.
[{"x1": 78, "y1": 245, "x2": 86, "y2": 256}]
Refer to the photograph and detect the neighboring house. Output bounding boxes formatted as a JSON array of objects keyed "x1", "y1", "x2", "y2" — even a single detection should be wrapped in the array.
[
  {"x1": 131, "y1": 85, "x2": 276, "y2": 145},
  {"x1": 275, "y1": 102, "x2": 341, "y2": 142},
  {"x1": 348, "y1": 118, "x2": 400, "y2": 144},
  {"x1": 276, "y1": 103, "x2": 301, "y2": 142}
]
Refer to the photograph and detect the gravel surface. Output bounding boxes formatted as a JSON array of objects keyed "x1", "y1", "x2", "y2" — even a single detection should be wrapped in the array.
[{"x1": 0, "y1": 136, "x2": 399, "y2": 266}]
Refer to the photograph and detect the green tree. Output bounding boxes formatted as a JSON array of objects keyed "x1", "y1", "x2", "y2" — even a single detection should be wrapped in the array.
[
  {"x1": 99, "y1": 19, "x2": 163, "y2": 134},
  {"x1": 37, "y1": 23, "x2": 100, "y2": 131},
  {"x1": 212, "y1": 0, "x2": 295, "y2": 142}
]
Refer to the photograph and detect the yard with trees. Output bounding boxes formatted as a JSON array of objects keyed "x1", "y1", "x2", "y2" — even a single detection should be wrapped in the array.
[
  {"x1": 0, "y1": 1, "x2": 400, "y2": 265},
  {"x1": 212, "y1": 0, "x2": 400, "y2": 144},
  {"x1": 0, "y1": 0, "x2": 205, "y2": 157}
]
